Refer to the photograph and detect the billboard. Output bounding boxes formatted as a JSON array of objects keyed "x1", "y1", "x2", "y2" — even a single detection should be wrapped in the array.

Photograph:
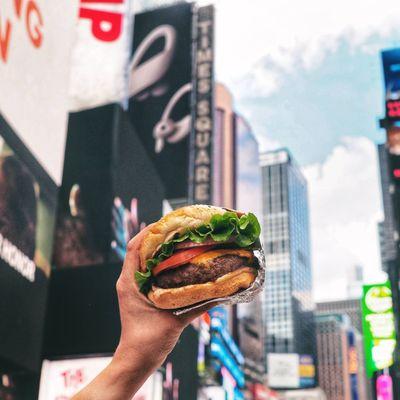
[
  {"x1": 38, "y1": 357, "x2": 163, "y2": 400},
  {"x1": 361, "y1": 282, "x2": 396, "y2": 378},
  {"x1": 382, "y1": 49, "x2": 400, "y2": 122},
  {"x1": 267, "y1": 353, "x2": 315, "y2": 389},
  {"x1": 0, "y1": 1, "x2": 79, "y2": 371},
  {"x1": 128, "y1": 3, "x2": 194, "y2": 201},
  {"x1": 267, "y1": 354, "x2": 300, "y2": 389},
  {"x1": 69, "y1": 0, "x2": 132, "y2": 112}
]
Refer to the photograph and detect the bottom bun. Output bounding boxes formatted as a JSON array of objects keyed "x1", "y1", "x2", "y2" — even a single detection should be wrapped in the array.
[{"x1": 148, "y1": 267, "x2": 256, "y2": 309}]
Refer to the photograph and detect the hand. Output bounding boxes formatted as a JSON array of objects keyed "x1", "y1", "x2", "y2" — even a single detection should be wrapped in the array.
[
  {"x1": 114, "y1": 224, "x2": 210, "y2": 369},
  {"x1": 73, "y1": 225, "x2": 213, "y2": 400}
]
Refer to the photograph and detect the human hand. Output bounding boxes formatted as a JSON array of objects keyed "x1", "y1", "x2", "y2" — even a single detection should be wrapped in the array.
[
  {"x1": 113, "y1": 224, "x2": 212, "y2": 371},
  {"x1": 73, "y1": 225, "x2": 213, "y2": 400}
]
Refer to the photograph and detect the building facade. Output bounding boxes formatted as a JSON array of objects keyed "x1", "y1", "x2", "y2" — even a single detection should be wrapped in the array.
[
  {"x1": 377, "y1": 143, "x2": 398, "y2": 272},
  {"x1": 235, "y1": 114, "x2": 265, "y2": 392},
  {"x1": 260, "y1": 149, "x2": 315, "y2": 358},
  {"x1": 316, "y1": 314, "x2": 368, "y2": 400},
  {"x1": 316, "y1": 299, "x2": 362, "y2": 333}
]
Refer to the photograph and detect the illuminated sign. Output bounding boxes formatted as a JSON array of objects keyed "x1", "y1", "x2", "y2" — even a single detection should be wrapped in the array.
[
  {"x1": 382, "y1": 49, "x2": 400, "y2": 122},
  {"x1": 210, "y1": 337, "x2": 245, "y2": 387},
  {"x1": 211, "y1": 317, "x2": 244, "y2": 365},
  {"x1": 376, "y1": 374, "x2": 393, "y2": 400},
  {"x1": 361, "y1": 282, "x2": 396, "y2": 378}
]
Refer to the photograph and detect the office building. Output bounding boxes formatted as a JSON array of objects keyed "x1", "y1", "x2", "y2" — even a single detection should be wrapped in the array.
[
  {"x1": 316, "y1": 314, "x2": 368, "y2": 400},
  {"x1": 346, "y1": 265, "x2": 364, "y2": 300},
  {"x1": 316, "y1": 299, "x2": 362, "y2": 333},
  {"x1": 377, "y1": 143, "x2": 398, "y2": 272},
  {"x1": 260, "y1": 149, "x2": 315, "y2": 357},
  {"x1": 235, "y1": 114, "x2": 265, "y2": 391}
]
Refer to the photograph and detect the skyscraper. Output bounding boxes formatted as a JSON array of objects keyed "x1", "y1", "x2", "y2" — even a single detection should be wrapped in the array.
[
  {"x1": 316, "y1": 314, "x2": 368, "y2": 400},
  {"x1": 260, "y1": 149, "x2": 315, "y2": 358},
  {"x1": 377, "y1": 143, "x2": 398, "y2": 272}
]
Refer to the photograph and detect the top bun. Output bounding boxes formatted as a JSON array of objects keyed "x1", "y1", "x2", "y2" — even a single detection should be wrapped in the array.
[{"x1": 139, "y1": 205, "x2": 232, "y2": 271}]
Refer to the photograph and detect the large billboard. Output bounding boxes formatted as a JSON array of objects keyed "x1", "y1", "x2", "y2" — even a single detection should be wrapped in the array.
[
  {"x1": 128, "y1": 3, "x2": 194, "y2": 202},
  {"x1": 0, "y1": 1, "x2": 78, "y2": 372},
  {"x1": 361, "y1": 282, "x2": 396, "y2": 378},
  {"x1": 0, "y1": 0, "x2": 78, "y2": 187},
  {"x1": 267, "y1": 353, "x2": 315, "y2": 390},
  {"x1": 38, "y1": 357, "x2": 163, "y2": 400},
  {"x1": 382, "y1": 49, "x2": 400, "y2": 122}
]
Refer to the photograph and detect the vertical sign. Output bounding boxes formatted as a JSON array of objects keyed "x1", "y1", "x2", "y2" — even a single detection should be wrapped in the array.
[
  {"x1": 347, "y1": 331, "x2": 359, "y2": 400},
  {"x1": 377, "y1": 373, "x2": 393, "y2": 400},
  {"x1": 189, "y1": 5, "x2": 214, "y2": 205},
  {"x1": 361, "y1": 282, "x2": 397, "y2": 378},
  {"x1": 382, "y1": 49, "x2": 400, "y2": 121}
]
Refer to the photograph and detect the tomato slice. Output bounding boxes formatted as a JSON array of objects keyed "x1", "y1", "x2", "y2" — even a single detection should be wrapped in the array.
[{"x1": 152, "y1": 245, "x2": 214, "y2": 276}]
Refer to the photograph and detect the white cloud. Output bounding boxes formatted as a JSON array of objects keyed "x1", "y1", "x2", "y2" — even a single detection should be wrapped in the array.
[
  {"x1": 206, "y1": 0, "x2": 400, "y2": 97},
  {"x1": 302, "y1": 137, "x2": 386, "y2": 302}
]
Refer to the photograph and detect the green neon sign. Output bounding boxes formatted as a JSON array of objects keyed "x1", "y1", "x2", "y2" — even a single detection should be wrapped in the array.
[{"x1": 361, "y1": 281, "x2": 396, "y2": 378}]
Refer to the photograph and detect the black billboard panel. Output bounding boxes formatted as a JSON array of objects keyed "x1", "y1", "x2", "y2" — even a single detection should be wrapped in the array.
[
  {"x1": 0, "y1": 124, "x2": 55, "y2": 372},
  {"x1": 52, "y1": 105, "x2": 165, "y2": 268},
  {"x1": 128, "y1": 3, "x2": 194, "y2": 202}
]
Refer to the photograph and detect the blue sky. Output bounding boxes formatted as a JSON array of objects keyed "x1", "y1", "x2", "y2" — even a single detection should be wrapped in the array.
[
  {"x1": 237, "y1": 35, "x2": 400, "y2": 166},
  {"x1": 209, "y1": 0, "x2": 400, "y2": 300}
]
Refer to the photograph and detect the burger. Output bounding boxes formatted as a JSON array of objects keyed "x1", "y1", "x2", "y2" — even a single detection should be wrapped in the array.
[{"x1": 135, "y1": 205, "x2": 261, "y2": 309}]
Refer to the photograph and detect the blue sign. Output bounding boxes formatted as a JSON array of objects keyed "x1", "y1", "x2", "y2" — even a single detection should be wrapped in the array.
[
  {"x1": 382, "y1": 49, "x2": 400, "y2": 120},
  {"x1": 210, "y1": 336, "x2": 245, "y2": 388},
  {"x1": 211, "y1": 317, "x2": 244, "y2": 365}
]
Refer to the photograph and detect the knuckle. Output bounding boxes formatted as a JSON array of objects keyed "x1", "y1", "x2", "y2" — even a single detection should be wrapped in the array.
[{"x1": 127, "y1": 238, "x2": 137, "y2": 253}]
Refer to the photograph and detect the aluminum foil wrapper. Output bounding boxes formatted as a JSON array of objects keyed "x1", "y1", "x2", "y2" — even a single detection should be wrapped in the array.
[{"x1": 173, "y1": 247, "x2": 266, "y2": 315}]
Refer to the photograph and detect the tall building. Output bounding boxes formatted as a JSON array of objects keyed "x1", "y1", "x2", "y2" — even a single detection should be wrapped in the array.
[
  {"x1": 316, "y1": 314, "x2": 368, "y2": 400},
  {"x1": 316, "y1": 299, "x2": 372, "y2": 400},
  {"x1": 213, "y1": 83, "x2": 236, "y2": 209},
  {"x1": 316, "y1": 299, "x2": 362, "y2": 334},
  {"x1": 377, "y1": 143, "x2": 398, "y2": 272},
  {"x1": 260, "y1": 149, "x2": 315, "y2": 358},
  {"x1": 346, "y1": 265, "x2": 364, "y2": 300},
  {"x1": 235, "y1": 114, "x2": 265, "y2": 392}
]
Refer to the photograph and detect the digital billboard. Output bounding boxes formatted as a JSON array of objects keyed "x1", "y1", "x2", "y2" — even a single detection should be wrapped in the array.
[
  {"x1": 382, "y1": 49, "x2": 400, "y2": 122},
  {"x1": 361, "y1": 281, "x2": 396, "y2": 378},
  {"x1": 0, "y1": 0, "x2": 78, "y2": 372},
  {"x1": 128, "y1": 3, "x2": 194, "y2": 202}
]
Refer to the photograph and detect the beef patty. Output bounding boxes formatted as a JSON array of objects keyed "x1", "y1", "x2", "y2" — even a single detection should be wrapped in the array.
[{"x1": 155, "y1": 255, "x2": 252, "y2": 289}]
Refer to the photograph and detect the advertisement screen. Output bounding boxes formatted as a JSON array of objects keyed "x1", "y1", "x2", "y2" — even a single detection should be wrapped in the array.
[
  {"x1": 267, "y1": 353, "x2": 300, "y2": 389},
  {"x1": 38, "y1": 357, "x2": 163, "y2": 400},
  {"x1": 0, "y1": 136, "x2": 56, "y2": 371},
  {"x1": 0, "y1": 0, "x2": 78, "y2": 186},
  {"x1": 128, "y1": 3, "x2": 194, "y2": 201},
  {"x1": 382, "y1": 49, "x2": 400, "y2": 121},
  {"x1": 361, "y1": 281, "x2": 396, "y2": 378},
  {"x1": 69, "y1": 0, "x2": 132, "y2": 111}
]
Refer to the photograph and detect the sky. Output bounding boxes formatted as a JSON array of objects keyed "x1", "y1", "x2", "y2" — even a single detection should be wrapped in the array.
[{"x1": 203, "y1": 0, "x2": 400, "y2": 301}]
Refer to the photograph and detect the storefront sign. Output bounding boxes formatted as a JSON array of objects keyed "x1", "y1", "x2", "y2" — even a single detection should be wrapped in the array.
[
  {"x1": 267, "y1": 353, "x2": 300, "y2": 389},
  {"x1": 361, "y1": 282, "x2": 396, "y2": 378}
]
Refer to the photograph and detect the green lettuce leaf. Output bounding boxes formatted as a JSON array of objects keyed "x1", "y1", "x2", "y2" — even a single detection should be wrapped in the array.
[{"x1": 135, "y1": 211, "x2": 261, "y2": 293}]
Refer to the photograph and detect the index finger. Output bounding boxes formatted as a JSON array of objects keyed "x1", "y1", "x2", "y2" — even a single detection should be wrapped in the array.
[{"x1": 121, "y1": 224, "x2": 154, "y2": 279}]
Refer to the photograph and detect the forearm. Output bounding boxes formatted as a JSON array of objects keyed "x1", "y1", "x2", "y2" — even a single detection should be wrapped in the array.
[{"x1": 71, "y1": 346, "x2": 163, "y2": 400}]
